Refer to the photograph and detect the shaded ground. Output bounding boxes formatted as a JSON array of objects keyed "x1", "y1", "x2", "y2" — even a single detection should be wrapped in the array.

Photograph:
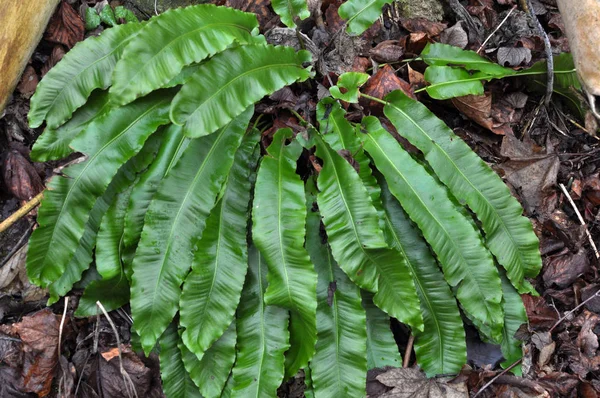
[{"x1": 0, "y1": 0, "x2": 599, "y2": 396}]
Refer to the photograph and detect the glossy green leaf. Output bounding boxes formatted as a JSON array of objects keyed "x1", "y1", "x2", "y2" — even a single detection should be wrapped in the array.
[
  {"x1": 122, "y1": 124, "x2": 189, "y2": 251},
  {"x1": 312, "y1": 131, "x2": 386, "y2": 292},
  {"x1": 160, "y1": 323, "x2": 203, "y2": 398},
  {"x1": 131, "y1": 107, "x2": 252, "y2": 355},
  {"x1": 306, "y1": 182, "x2": 367, "y2": 398},
  {"x1": 500, "y1": 271, "x2": 527, "y2": 375},
  {"x1": 27, "y1": 92, "x2": 172, "y2": 288},
  {"x1": 383, "y1": 91, "x2": 541, "y2": 288},
  {"x1": 252, "y1": 128, "x2": 318, "y2": 377},
  {"x1": 362, "y1": 292, "x2": 401, "y2": 370},
  {"x1": 46, "y1": 135, "x2": 160, "y2": 305},
  {"x1": 85, "y1": 7, "x2": 101, "y2": 30},
  {"x1": 74, "y1": 271, "x2": 130, "y2": 317},
  {"x1": 110, "y1": 4, "x2": 260, "y2": 105},
  {"x1": 338, "y1": 0, "x2": 393, "y2": 35},
  {"x1": 361, "y1": 116, "x2": 504, "y2": 342},
  {"x1": 271, "y1": 0, "x2": 310, "y2": 28},
  {"x1": 231, "y1": 245, "x2": 290, "y2": 398},
  {"x1": 180, "y1": 130, "x2": 260, "y2": 360},
  {"x1": 421, "y1": 43, "x2": 516, "y2": 77},
  {"x1": 100, "y1": 5, "x2": 117, "y2": 27},
  {"x1": 380, "y1": 178, "x2": 466, "y2": 376},
  {"x1": 114, "y1": 6, "x2": 138, "y2": 23},
  {"x1": 423, "y1": 66, "x2": 486, "y2": 100},
  {"x1": 171, "y1": 44, "x2": 312, "y2": 137},
  {"x1": 330, "y1": 72, "x2": 369, "y2": 103},
  {"x1": 181, "y1": 322, "x2": 237, "y2": 398},
  {"x1": 31, "y1": 90, "x2": 112, "y2": 162},
  {"x1": 28, "y1": 23, "x2": 143, "y2": 129}
]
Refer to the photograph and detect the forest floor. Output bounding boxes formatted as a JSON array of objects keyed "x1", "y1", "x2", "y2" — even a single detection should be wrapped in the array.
[{"x1": 0, "y1": 0, "x2": 599, "y2": 397}]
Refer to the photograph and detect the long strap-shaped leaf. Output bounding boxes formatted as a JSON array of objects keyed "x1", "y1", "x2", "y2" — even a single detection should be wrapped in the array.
[
  {"x1": 27, "y1": 92, "x2": 172, "y2": 288},
  {"x1": 252, "y1": 128, "x2": 318, "y2": 377},
  {"x1": 380, "y1": 178, "x2": 466, "y2": 376},
  {"x1": 361, "y1": 117, "x2": 504, "y2": 342},
  {"x1": 383, "y1": 91, "x2": 541, "y2": 290},
  {"x1": 122, "y1": 124, "x2": 190, "y2": 251},
  {"x1": 500, "y1": 271, "x2": 527, "y2": 376},
  {"x1": 315, "y1": 102, "x2": 423, "y2": 330},
  {"x1": 180, "y1": 130, "x2": 260, "y2": 361},
  {"x1": 30, "y1": 90, "x2": 111, "y2": 162},
  {"x1": 338, "y1": 0, "x2": 393, "y2": 35},
  {"x1": 110, "y1": 4, "x2": 260, "y2": 105},
  {"x1": 362, "y1": 292, "x2": 401, "y2": 370},
  {"x1": 231, "y1": 245, "x2": 290, "y2": 398},
  {"x1": 74, "y1": 270, "x2": 130, "y2": 317},
  {"x1": 170, "y1": 45, "x2": 312, "y2": 137},
  {"x1": 46, "y1": 137, "x2": 159, "y2": 305},
  {"x1": 271, "y1": 0, "x2": 310, "y2": 28},
  {"x1": 131, "y1": 107, "x2": 252, "y2": 354},
  {"x1": 28, "y1": 23, "x2": 143, "y2": 129},
  {"x1": 306, "y1": 182, "x2": 367, "y2": 398},
  {"x1": 160, "y1": 324, "x2": 203, "y2": 398},
  {"x1": 181, "y1": 322, "x2": 237, "y2": 398}
]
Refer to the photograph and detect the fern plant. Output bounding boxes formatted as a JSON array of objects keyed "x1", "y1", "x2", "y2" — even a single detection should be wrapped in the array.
[{"x1": 25, "y1": 4, "x2": 543, "y2": 398}]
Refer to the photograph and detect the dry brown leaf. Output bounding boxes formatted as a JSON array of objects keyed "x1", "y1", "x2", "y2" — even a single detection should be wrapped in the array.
[
  {"x1": 95, "y1": 345, "x2": 152, "y2": 398},
  {"x1": 522, "y1": 295, "x2": 559, "y2": 330},
  {"x1": 370, "y1": 40, "x2": 404, "y2": 63},
  {"x1": 440, "y1": 22, "x2": 468, "y2": 49},
  {"x1": 2, "y1": 149, "x2": 44, "y2": 201},
  {"x1": 375, "y1": 367, "x2": 468, "y2": 398},
  {"x1": 16, "y1": 66, "x2": 38, "y2": 98},
  {"x1": 360, "y1": 65, "x2": 413, "y2": 114},
  {"x1": 45, "y1": 1, "x2": 85, "y2": 49},
  {"x1": 451, "y1": 93, "x2": 511, "y2": 135},
  {"x1": 407, "y1": 64, "x2": 425, "y2": 89},
  {"x1": 14, "y1": 309, "x2": 61, "y2": 397},
  {"x1": 400, "y1": 18, "x2": 447, "y2": 37},
  {"x1": 543, "y1": 249, "x2": 589, "y2": 288},
  {"x1": 41, "y1": 45, "x2": 66, "y2": 77}
]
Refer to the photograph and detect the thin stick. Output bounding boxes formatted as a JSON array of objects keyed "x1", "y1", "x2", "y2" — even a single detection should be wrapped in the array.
[
  {"x1": 403, "y1": 335, "x2": 414, "y2": 368},
  {"x1": 558, "y1": 183, "x2": 600, "y2": 259},
  {"x1": 96, "y1": 301, "x2": 138, "y2": 398},
  {"x1": 472, "y1": 359, "x2": 522, "y2": 398},
  {"x1": 549, "y1": 288, "x2": 600, "y2": 332},
  {"x1": 0, "y1": 192, "x2": 43, "y2": 234},
  {"x1": 58, "y1": 296, "x2": 69, "y2": 357},
  {"x1": 477, "y1": 5, "x2": 517, "y2": 54}
]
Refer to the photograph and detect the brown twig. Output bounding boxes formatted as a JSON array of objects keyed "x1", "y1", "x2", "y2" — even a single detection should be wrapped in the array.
[
  {"x1": 472, "y1": 359, "x2": 523, "y2": 397},
  {"x1": 477, "y1": 5, "x2": 517, "y2": 54},
  {"x1": 403, "y1": 335, "x2": 414, "y2": 368},
  {"x1": 0, "y1": 192, "x2": 43, "y2": 234},
  {"x1": 558, "y1": 183, "x2": 600, "y2": 260},
  {"x1": 549, "y1": 288, "x2": 600, "y2": 333}
]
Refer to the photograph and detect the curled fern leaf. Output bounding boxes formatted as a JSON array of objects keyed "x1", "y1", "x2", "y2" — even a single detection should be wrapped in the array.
[
  {"x1": 338, "y1": 0, "x2": 393, "y2": 35},
  {"x1": 271, "y1": 0, "x2": 310, "y2": 28},
  {"x1": 306, "y1": 182, "x2": 367, "y2": 398},
  {"x1": 383, "y1": 91, "x2": 541, "y2": 289},
  {"x1": 110, "y1": 4, "x2": 261, "y2": 105},
  {"x1": 131, "y1": 107, "x2": 253, "y2": 355},
  {"x1": 27, "y1": 92, "x2": 172, "y2": 288},
  {"x1": 231, "y1": 245, "x2": 290, "y2": 398},
  {"x1": 361, "y1": 117, "x2": 504, "y2": 342},
  {"x1": 28, "y1": 22, "x2": 143, "y2": 129},
  {"x1": 252, "y1": 128, "x2": 318, "y2": 377},
  {"x1": 380, "y1": 178, "x2": 466, "y2": 376},
  {"x1": 30, "y1": 90, "x2": 111, "y2": 162},
  {"x1": 170, "y1": 45, "x2": 312, "y2": 137},
  {"x1": 180, "y1": 130, "x2": 260, "y2": 361}
]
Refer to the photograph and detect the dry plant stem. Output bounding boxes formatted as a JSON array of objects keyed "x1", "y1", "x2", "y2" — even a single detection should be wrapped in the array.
[
  {"x1": 520, "y1": 0, "x2": 553, "y2": 106},
  {"x1": 403, "y1": 335, "x2": 414, "y2": 368},
  {"x1": 558, "y1": 183, "x2": 600, "y2": 260},
  {"x1": 96, "y1": 301, "x2": 139, "y2": 398},
  {"x1": 477, "y1": 5, "x2": 517, "y2": 54},
  {"x1": 549, "y1": 289, "x2": 600, "y2": 333},
  {"x1": 58, "y1": 296, "x2": 69, "y2": 356},
  {"x1": 472, "y1": 359, "x2": 523, "y2": 398},
  {"x1": 0, "y1": 191, "x2": 43, "y2": 234}
]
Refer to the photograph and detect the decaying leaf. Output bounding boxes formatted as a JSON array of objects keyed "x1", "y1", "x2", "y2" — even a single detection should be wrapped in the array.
[
  {"x1": 542, "y1": 249, "x2": 589, "y2": 288},
  {"x1": 45, "y1": 1, "x2": 85, "y2": 48},
  {"x1": 360, "y1": 65, "x2": 413, "y2": 113},
  {"x1": 375, "y1": 367, "x2": 468, "y2": 398},
  {"x1": 94, "y1": 345, "x2": 153, "y2": 398},
  {"x1": 2, "y1": 149, "x2": 44, "y2": 201},
  {"x1": 370, "y1": 40, "x2": 404, "y2": 63},
  {"x1": 440, "y1": 22, "x2": 468, "y2": 49}
]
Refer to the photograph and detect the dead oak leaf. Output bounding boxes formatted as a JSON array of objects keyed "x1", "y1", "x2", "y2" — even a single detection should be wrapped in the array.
[
  {"x1": 374, "y1": 367, "x2": 468, "y2": 398},
  {"x1": 400, "y1": 18, "x2": 447, "y2": 37},
  {"x1": 14, "y1": 309, "x2": 61, "y2": 397},
  {"x1": 45, "y1": 1, "x2": 85, "y2": 49}
]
